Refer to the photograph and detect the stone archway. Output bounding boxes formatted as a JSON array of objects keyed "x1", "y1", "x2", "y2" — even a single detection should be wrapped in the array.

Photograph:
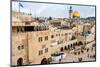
[
  {"x1": 64, "y1": 46, "x2": 67, "y2": 50},
  {"x1": 68, "y1": 45, "x2": 70, "y2": 50},
  {"x1": 73, "y1": 43, "x2": 76, "y2": 49},
  {"x1": 17, "y1": 58, "x2": 23, "y2": 66},
  {"x1": 71, "y1": 44, "x2": 73, "y2": 48},
  {"x1": 76, "y1": 42, "x2": 78, "y2": 46},
  {"x1": 78, "y1": 41, "x2": 83, "y2": 46},
  {"x1": 41, "y1": 58, "x2": 48, "y2": 64},
  {"x1": 60, "y1": 47, "x2": 64, "y2": 51},
  {"x1": 73, "y1": 43, "x2": 75, "y2": 46}
]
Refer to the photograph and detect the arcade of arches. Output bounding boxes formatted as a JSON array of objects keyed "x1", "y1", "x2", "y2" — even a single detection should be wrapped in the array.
[{"x1": 60, "y1": 41, "x2": 83, "y2": 51}]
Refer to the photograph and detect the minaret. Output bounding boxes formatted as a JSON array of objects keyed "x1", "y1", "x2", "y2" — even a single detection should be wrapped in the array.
[{"x1": 69, "y1": 6, "x2": 73, "y2": 19}]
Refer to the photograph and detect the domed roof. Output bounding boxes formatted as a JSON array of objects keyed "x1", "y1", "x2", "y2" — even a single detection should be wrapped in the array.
[{"x1": 72, "y1": 10, "x2": 80, "y2": 18}]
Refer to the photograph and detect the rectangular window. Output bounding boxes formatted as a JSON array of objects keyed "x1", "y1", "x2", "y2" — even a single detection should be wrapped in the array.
[
  {"x1": 45, "y1": 48, "x2": 48, "y2": 53},
  {"x1": 38, "y1": 37, "x2": 42, "y2": 42},
  {"x1": 45, "y1": 36, "x2": 48, "y2": 40},
  {"x1": 51, "y1": 35, "x2": 54, "y2": 38},
  {"x1": 39, "y1": 50, "x2": 43, "y2": 55}
]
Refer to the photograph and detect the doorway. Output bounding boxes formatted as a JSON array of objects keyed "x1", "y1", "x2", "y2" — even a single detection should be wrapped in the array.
[
  {"x1": 41, "y1": 58, "x2": 48, "y2": 64},
  {"x1": 17, "y1": 58, "x2": 23, "y2": 66}
]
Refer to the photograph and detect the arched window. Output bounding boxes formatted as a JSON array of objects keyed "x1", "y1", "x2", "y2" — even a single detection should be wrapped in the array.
[
  {"x1": 18, "y1": 46, "x2": 20, "y2": 50},
  {"x1": 21, "y1": 45, "x2": 24, "y2": 49},
  {"x1": 60, "y1": 47, "x2": 64, "y2": 51},
  {"x1": 64, "y1": 46, "x2": 67, "y2": 50}
]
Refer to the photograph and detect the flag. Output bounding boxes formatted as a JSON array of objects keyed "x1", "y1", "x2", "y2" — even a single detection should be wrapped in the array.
[{"x1": 19, "y1": 3, "x2": 24, "y2": 8}]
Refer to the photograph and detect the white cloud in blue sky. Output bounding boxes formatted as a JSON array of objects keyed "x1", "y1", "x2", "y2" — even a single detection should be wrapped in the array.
[{"x1": 12, "y1": 1, "x2": 95, "y2": 18}]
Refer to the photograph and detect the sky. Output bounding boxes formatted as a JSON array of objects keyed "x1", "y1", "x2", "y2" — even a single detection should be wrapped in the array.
[{"x1": 12, "y1": 1, "x2": 96, "y2": 18}]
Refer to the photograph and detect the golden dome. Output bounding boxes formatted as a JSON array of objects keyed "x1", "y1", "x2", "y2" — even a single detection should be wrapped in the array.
[{"x1": 72, "y1": 10, "x2": 80, "y2": 18}]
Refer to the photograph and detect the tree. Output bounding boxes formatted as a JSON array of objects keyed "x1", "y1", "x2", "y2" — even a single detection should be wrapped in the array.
[{"x1": 48, "y1": 16, "x2": 52, "y2": 20}]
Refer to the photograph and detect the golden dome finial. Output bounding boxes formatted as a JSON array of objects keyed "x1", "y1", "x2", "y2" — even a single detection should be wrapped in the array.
[{"x1": 72, "y1": 10, "x2": 80, "y2": 18}]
